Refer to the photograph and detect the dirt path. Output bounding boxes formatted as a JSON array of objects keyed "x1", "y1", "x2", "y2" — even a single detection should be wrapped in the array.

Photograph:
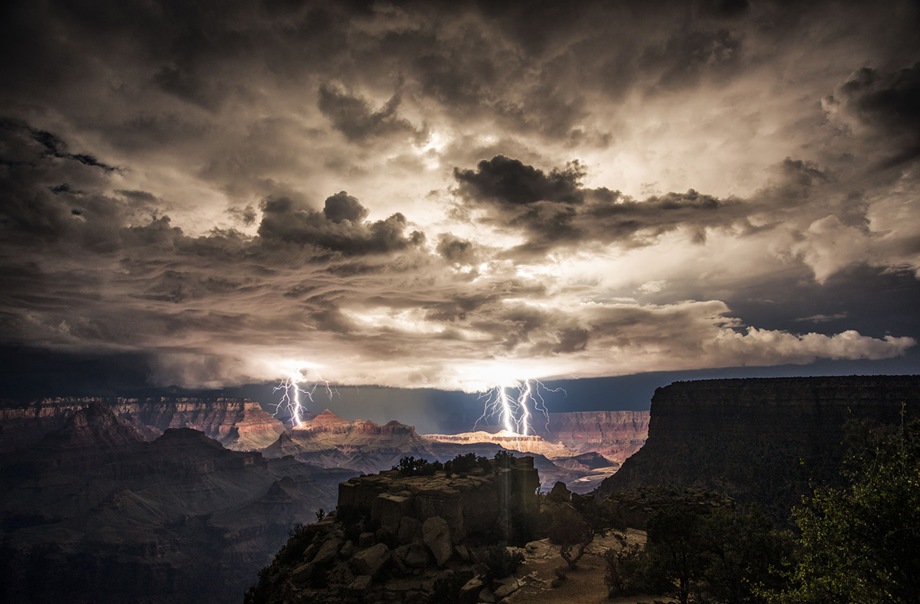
[{"x1": 502, "y1": 531, "x2": 675, "y2": 604}]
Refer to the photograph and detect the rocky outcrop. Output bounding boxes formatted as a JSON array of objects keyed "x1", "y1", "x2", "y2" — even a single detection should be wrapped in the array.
[
  {"x1": 245, "y1": 457, "x2": 541, "y2": 604},
  {"x1": 596, "y1": 376, "x2": 920, "y2": 520}
]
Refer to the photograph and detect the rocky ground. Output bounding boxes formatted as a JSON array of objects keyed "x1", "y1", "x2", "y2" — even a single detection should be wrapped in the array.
[{"x1": 504, "y1": 531, "x2": 659, "y2": 604}]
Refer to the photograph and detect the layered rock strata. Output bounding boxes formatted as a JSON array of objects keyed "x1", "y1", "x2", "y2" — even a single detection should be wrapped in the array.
[
  {"x1": 0, "y1": 396, "x2": 286, "y2": 452},
  {"x1": 533, "y1": 410, "x2": 650, "y2": 465},
  {"x1": 596, "y1": 376, "x2": 920, "y2": 520}
]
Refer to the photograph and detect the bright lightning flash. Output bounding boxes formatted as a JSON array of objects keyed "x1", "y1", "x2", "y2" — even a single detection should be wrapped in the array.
[
  {"x1": 475, "y1": 379, "x2": 564, "y2": 436},
  {"x1": 272, "y1": 366, "x2": 336, "y2": 428}
]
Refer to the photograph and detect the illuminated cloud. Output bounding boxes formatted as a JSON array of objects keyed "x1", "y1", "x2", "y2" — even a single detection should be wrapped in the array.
[{"x1": 0, "y1": 0, "x2": 918, "y2": 394}]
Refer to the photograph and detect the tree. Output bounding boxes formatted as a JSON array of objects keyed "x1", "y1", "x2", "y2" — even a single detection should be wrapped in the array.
[
  {"x1": 607, "y1": 502, "x2": 791, "y2": 604},
  {"x1": 645, "y1": 504, "x2": 709, "y2": 604},
  {"x1": 770, "y1": 417, "x2": 920, "y2": 604},
  {"x1": 546, "y1": 494, "x2": 614, "y2": 570}
]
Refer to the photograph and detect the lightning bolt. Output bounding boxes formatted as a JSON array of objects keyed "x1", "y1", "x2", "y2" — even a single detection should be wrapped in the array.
[
  {"x1": 475, "y1": 379, "x2": 565, "y2": 435},
  {"x1": 271, "y1": 366, "x2": 336, "y2": 428}
]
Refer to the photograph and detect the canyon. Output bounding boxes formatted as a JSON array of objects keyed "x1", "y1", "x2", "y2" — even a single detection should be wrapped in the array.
[{"x1": 0, "y1": 396, "x2": 647, "y2": 603}]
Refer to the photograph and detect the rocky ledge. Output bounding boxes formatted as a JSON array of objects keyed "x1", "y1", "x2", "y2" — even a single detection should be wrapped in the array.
[{"x1": 246, "y1": 457, "x2": 541, "y2": 603}]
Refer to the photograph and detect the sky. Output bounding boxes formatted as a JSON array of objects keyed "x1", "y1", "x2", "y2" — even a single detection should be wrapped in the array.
[{"x1": 1, "y1": 0, "x2": 919, "y2": 416}]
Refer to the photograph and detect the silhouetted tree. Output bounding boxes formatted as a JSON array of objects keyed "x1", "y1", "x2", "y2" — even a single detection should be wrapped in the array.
[{"x1": 770, "y1": 415, "x2": 920, "y2": 603}]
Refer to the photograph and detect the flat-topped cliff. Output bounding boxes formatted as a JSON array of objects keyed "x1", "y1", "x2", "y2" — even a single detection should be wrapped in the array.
[{"x1": 596, "y1": 375, "x2": 920, "y2": 519}]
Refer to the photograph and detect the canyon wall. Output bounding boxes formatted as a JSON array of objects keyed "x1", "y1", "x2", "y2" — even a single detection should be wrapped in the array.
[
  {"x1": 534, "y1": 410, "x2": 649, "y2": 464},
  {"x1": 0, "y1": 396, "x2": 285, "y2": 452},
  {"x1": 596, "y1": 376, "x2": 920, "y2": 520}
]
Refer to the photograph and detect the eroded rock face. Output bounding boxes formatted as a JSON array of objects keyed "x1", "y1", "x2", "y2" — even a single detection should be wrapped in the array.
[
  {"x1": 246, "y1": 458, "x2": 543, "y2": 604},
  {"x1": 0, "y1": 396, "x2": 286, "y2": 452},
  {"x1": 596, "y1": 376, "x2": 920, "y2": 520},
  {"x1": 533, "y1": 411, "x2": 650, "y2": 465},
  {"x1": 262, "y1": 410, "x2": 437, "y2": 474},
  {"x1": 337, "y1": 458, "x2": 540, "y2": 546}
]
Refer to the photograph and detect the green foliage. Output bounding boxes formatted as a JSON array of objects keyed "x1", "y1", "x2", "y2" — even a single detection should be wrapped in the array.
[
  {"x1": 769, "y1": 417, "x2": 920, "y2": 604},
  {"x1": 393, "y1": 455, "x2": 439, "y2": 476},
  {"x1": 450, "y1": 452, "x2": 479, "y2": 474},
  {"x1": 494, "y1": 449, "x2": 515, "y2": 469},
  {"x1": 545, "y1": 494, "x2": 614, "y2": 569},
  {"x1": 604, "y1": 540, "x2": 666, "y2": 598},
  {"x1": 602, "y1": 502, "x2": 791, "y2": 604},
  {"x1": 476, "y1": 545, "x2": 525, "y2": 581}
]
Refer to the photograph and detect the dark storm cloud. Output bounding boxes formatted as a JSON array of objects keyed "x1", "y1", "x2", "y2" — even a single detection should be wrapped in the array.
[
  {"x1": 257, "y1": 192, "x2": 424, "y2": 255},
  {"x1": 318, "y1": 85, "x2": 423, "y2": 143},
  {"x1": 640, "y1": 28, "x2": 743, "y2": 92},
  {"x1": 824, "y1": 63, "x2": 920, "y2": 166},
  {"x1": 1, "y1": 0, "x2": 918, "y2": 392},
  {"x1": 435, "y1": 234, "x2": 479, "y2": 265},
  {"x1": 454, "y1": 155, "x2": 747, "y2": 252},
  {"x1": 454, "y1": 155, "x2": 584, "y2": 205}
]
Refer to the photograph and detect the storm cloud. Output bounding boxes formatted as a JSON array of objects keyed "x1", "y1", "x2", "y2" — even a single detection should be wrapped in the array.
[{"x1": 0, "y1": 0, "x2": 918, "y2": 394}]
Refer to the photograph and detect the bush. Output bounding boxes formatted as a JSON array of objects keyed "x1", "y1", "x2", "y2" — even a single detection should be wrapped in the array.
[
  {"x1": 604, "y1": 542, "x2": 658, "y2": 598},
  {"x1": 393, "y1": 456, "x2": 438, "y2": 476},
  {"x1": 769, "y1": 416, "x2": 920, "y2": 604},
  {"x1": 476, "y1": 545, "x2": 525, "y2": 581},
  {"x1": 494, "y1": 450, "x2": 515, "y2": 470}
]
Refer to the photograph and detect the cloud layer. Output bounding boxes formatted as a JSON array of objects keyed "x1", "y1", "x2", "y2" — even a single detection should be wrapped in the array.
[{"x1": 1, "y1": 0, "x2": 918, "y2": 392}]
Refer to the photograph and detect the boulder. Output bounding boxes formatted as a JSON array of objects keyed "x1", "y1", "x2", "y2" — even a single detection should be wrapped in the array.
[
  {"x1": 339, "y1": 540, "x2": 356, "y2": 559},
  {"x1": 494, "y1": 577, "x2": 521, "y2": 598},
  {"x1": 358, "y1": 531, "x2": 376, "y2": 548},
  {"x1": 350, "y1": 542, "x2": 390, "y2": 577},
  {"x1": 548, "y1": 481, "x2": 571, "y2": 502},
  {"x1": 459, "y1": 576, "x2": 484, "y2": 604},
  {"x1": 394, "y1": 542, "x2": 431, "y2": 569},
  {"x1": 348, "y1": 574, "x2": 372, "y2": 593},
  {"x1": 422, "y1": 516, "x2": 453, "y2": 567},
  {"x1": 291, "y1": 562, "x2": 315, "y2": 585},
  {"x1": 312, "y1": 538, "x2": 342, "y2": 565},
  {"x1": 397, "y1": 515, "x2": 420, "y2": 545}
]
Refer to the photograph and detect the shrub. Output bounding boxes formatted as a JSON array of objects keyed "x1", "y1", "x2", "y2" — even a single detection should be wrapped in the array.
[{"x1": 476, "y1": 545, "x2": 525, "y2": 581}]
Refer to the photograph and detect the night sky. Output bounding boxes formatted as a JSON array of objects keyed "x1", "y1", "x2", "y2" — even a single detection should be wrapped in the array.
[{"x1": 1, "y1": 0, "x2": 918, "y2": 423}]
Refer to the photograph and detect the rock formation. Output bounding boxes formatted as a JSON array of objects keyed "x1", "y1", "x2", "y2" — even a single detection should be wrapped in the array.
[
  {"x1": 245, "y1": 457, "x2": 541, "y2": 603},
  {"x1": 596, "y1": 376, "x2": 920, "y2": 520},
  {"x1": 262, "y1": 409, "x2": 437, "y2": 474}
]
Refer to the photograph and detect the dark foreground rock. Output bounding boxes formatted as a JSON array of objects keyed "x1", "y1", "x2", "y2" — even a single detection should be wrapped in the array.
[
  {"x1": 596, "y1": 375, "x2": 920, "y2": 520},
  {"x1": 0, "y1": 404, "x2": 352, "y2": 603},
  {"x1": 245, "y1": 457, "x2": 541, "y2": 603}
]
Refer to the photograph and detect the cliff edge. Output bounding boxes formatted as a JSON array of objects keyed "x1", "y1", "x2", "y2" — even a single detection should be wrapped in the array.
[{"x1": 595, "y1": 375, "x2": 920, "y2": 520}]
